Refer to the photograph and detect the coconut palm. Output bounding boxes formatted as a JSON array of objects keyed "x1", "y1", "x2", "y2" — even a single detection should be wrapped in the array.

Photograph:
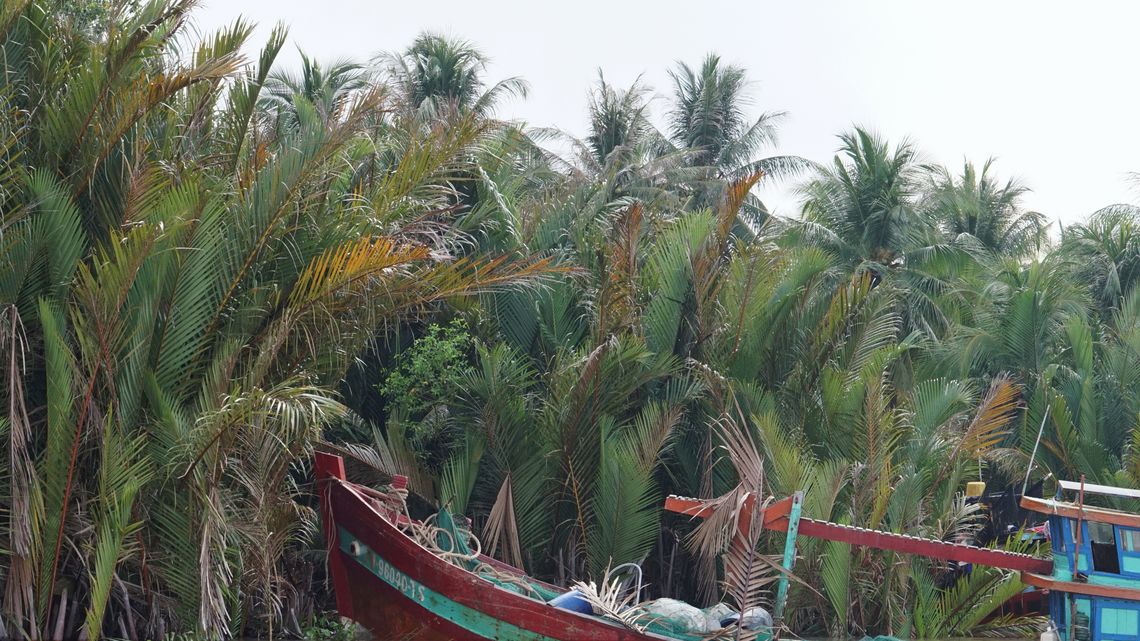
[
  {"x1": 926, "y1": 158, "x2": 1048, "y2": 258},
  {"x1": 797, "y1": 127, "x2": 931, "y2": 271},
  {"x1": 668, "y1": 54, "x2": 773, "y2": 174},
  {"x1": 666, "y1": 54, "x2": 809, "y2": 222},
  {"x1": 533, "y1": 74, "x2": 675, "y2": 209},
  {"x1": 262, "y1": 50, "x2": 370, "y2": 128},
  {"x1": 584, "y1": 72, "x2": 658, "y2": 169},
  {"x1": 789, "y1": 128, "x2": 986, "y2": 338},
  {"x1": 1060, "y1": 204, "x2": 1140, "y2": 314},
  {"x1": 382, "y1": 32, "x2": 528, "y2": 118}
]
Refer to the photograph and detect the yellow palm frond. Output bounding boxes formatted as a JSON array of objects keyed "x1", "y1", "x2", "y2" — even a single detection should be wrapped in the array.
[{"x1": 289, "y1": 235, "x2": 431, "y2": 308}]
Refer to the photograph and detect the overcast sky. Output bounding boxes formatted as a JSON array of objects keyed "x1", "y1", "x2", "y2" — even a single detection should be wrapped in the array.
[{"x1": 194, "y1": 0, "x2": 1140, "y2": 225}]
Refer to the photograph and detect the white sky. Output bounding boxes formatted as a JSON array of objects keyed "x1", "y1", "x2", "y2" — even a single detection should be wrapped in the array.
[{"x1": 194, "y1": 0, "x2": 1140, "y2": 225}]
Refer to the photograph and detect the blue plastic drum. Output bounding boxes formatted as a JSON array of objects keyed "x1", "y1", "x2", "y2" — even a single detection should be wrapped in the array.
[{"x1": 549, "y1": 590, "x2": 594, "y2": 614}]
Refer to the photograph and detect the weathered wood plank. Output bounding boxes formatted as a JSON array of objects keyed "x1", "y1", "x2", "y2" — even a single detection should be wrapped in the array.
[
  {"x1": 666, "y1": 492, "x2": 1052, "y2": 574},
  {"x1": 1022, "y1": 572, "x2": 1140, "y2": 600},
  {"x1": 1022, "y1": 495, "x2": 1140, "y2": 529}
]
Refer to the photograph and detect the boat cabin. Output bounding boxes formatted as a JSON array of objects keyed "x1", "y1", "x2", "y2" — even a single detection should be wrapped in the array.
[{"x1": 1021, "y1": 481, "x2": 1140, "y2": 641}]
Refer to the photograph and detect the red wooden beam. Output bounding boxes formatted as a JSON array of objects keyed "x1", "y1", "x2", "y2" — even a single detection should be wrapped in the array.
[
  {"x1": 664, "y1": 495, "x2": 714, "y2": 518},
  {"x1": 665, "y1": 494, "x2": 794, "y2": 540},
  {"x1": 664, "y1": 493, "x2": 1052, "y2": 574},
  {"x1": 665, "y1": 494, "x2": 792, "y2": 525},
  {"x1": 768, "y1": 516, "x2": 1052, "y2": 574}
]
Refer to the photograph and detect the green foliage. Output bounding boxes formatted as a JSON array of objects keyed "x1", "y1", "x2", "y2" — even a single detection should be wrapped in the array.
[
  {"x1": 380, "y1": 319, "x2": 477, "y2": 469},
  {"x1": 380, "y1": 319, "x2": 476, "y2": 417},
  {"x1": 302, "y1": 616, "x2": 356, "y2": 641},
  {"x1": 49, "y1": 0, "x2": 115, "y2": 35},
  {"x1": 7, "y1": 1, "x2": 1140, "y2": 639},
  {"x1": 910, "y1": 538, "x2": 1047, "y2": 639},
  {"x1": 0, "y1": 2, "x2": 553, "y2": 638}
]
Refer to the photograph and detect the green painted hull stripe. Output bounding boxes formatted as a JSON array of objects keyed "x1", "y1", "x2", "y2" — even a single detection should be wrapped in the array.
[
  {"x1": 338, "y1": 527, "x2": 561, "y2": 641},
  {"x1": 337, "y1": 527, "x2": 746, "y2": 641}
]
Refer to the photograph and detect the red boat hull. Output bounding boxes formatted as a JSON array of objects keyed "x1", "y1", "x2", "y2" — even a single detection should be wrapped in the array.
[
  {"x1": 315, "y1": 453, "x2": 686, "y2": 641},
  {"x1": 339, "y1": 559, "x2": 477, "y2": 640}
]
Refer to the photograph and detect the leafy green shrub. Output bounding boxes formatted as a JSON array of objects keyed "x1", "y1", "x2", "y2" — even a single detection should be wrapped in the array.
[
  {"x1": 380, "y1": 318, "x2": 475, "y2": 416},
  {"x1": 302, "y1": 616, "x2": 356, "y2": 641},
  {"x1": 379, "y1": 319, "x2": 476, "y2": 468}
]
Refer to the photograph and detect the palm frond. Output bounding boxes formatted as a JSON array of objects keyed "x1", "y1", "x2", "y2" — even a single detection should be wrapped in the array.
[{"x1": 482, "y1": 474, "x2": 525, "y2": 569}]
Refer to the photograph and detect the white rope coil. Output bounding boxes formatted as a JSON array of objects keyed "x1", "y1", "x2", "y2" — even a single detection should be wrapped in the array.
[{"x1": 380, "y1": 483, "x2": 541, "y2": 598}]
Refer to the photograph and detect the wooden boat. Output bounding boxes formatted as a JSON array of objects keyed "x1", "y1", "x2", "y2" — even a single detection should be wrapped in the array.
[{"x1": 314, "y1": 452, "x2": 771, "y2": 641}]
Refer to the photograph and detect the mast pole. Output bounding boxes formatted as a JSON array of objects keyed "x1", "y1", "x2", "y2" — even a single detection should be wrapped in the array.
[
  {"x1": 773, "y1": 492, "x2": 803, "y2": 630},
  {"x1": 1023, "y1": 404, "x2": 1051, "y2": 496},
  {"x1": 1069, "y1": 475, "x2": 1086, "y2": 641}
]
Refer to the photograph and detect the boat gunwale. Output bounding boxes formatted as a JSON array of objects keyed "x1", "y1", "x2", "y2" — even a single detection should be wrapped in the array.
[
  {"x1": 345, "y1": 480, "x2": 565, "y2": 594},
  {"x1": 1022, "y1": 571, "x2": 1140, "y2": 601}
]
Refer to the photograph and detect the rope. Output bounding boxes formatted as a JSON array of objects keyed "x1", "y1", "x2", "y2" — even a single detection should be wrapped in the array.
[{"x1": 379, "y1": 483, "x2": 542, "y2": 599}]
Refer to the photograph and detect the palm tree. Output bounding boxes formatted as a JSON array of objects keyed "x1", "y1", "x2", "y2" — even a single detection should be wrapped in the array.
[
  {"x1": 666, "y1": 54, "x2": 808, "y2": 222},
  {"x1": 926, "y1": 158, "x2": 1047, "y2": 257},
  {"x1": 0, "y1": 4, "x2": 555, "y2": 639},
  {"x1": 1060, "y1": 204, "x2": 1140, "y2": 314},
  {"x1": 797, "y1": 127, "x2": 931, "y2": 272},
  {"x1": 583, "y1": 72, "x2": 660, "y2": 172},
  {"x1": 263, "y1": 50, "x2": 370, "y2": 127},
  {"x1": 381, "y1": 32, "x2": 528, "y2": 117},
  {"x1": 539, "y1": 72, "x2": 688, "y2": 214},
  {"x1": 790, "y1": 128, "x2": 986, "y2": 340},
  {"x1": 667, "y1": 53, "x2": 769, "y2": 174}
]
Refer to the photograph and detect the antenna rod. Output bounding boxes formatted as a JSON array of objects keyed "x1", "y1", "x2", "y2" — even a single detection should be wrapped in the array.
[{"x1": 1023, "y1": 403, "x2": 1051, "y2": 496}]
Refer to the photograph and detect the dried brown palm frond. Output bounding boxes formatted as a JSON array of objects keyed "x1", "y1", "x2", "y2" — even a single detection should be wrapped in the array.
[
  {"x1": 685, "y1": 416, "x2": 781, "y2": 624},
  {"x1": 570, "y1": 569, "x2": 651, "y2": 633},
  {"x1": 722, "y1": 535, "x2": 780, "y2": 618},
  {"x1": 230, "y1": 416, "x2": 314, "y2": 640},
  {"x1": 718, "y1": 409, "x2": 765, "y2": 492},
  {"x1": 2, "y1": 305, "x2": 39, "y2": 639},
  {"x1": 932, "y1": 375, "x2": 1020, "y2": 487},
  {"x1": 483, "y1": 474, "x2": 524, "y2": 570},
  {"x1": 686, "y1": 484, "x2": 762, "y2": 569},
  {"x1": 700, "y1": 494, "x2": 785, "y2": 641}
]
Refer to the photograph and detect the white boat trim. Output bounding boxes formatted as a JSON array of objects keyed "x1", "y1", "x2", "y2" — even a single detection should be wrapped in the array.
[{"x1": 1058, "y1": 480, "x2": 1140, "y2": 500}]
